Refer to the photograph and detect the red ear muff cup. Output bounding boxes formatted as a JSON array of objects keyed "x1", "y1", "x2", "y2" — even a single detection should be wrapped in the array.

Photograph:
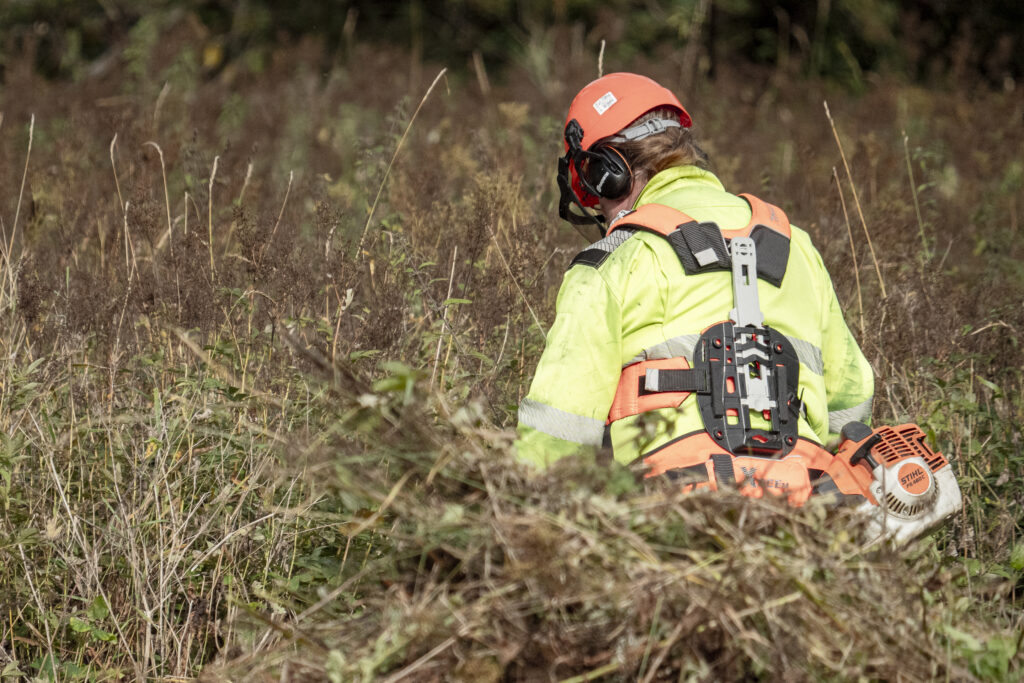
[{"x1": 582, "y1": 146, "x2": 632, "y2": 200}]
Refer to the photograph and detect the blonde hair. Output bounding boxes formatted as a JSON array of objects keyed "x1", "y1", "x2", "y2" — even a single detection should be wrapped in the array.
[{"x1": 611, "y1": 108, "x2": 709, "y2": 176}]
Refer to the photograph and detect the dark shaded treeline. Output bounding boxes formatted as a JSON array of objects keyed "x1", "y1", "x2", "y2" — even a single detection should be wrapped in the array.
[{"x1": 2, "y1": 0, "x2": 1022, "y2": 88}]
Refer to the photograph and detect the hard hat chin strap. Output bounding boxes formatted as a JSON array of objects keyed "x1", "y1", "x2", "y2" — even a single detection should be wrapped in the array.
[
  {"x1": 557, "y1": 120, "x2": 608, "y2": 236},
  {"x1": 557, "y1": 153, "x2": 607, "y2": 232}
]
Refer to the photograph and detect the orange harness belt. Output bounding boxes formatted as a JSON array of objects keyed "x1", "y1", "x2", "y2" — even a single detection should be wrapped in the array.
[{"x1": 643, "y1": 432, "x2": 843, "y2": 507}]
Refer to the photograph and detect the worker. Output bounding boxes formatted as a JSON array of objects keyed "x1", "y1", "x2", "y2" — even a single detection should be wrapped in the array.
[{"x1": 516, "y1": 72, "x2": 874, "y2": 494}]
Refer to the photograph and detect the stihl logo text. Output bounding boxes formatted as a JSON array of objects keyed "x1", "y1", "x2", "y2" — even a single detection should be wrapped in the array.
[{"x1": 899, "y1": 466, "x2": 928, "y2": 492}]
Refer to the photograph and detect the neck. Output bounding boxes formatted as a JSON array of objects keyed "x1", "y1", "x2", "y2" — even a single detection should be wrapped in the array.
[{"x1": 599, "y1": 174, "x2": 647, "y2": 222}]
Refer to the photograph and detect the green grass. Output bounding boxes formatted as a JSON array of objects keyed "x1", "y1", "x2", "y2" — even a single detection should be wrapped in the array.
[{"x1": 0, "y1": 11, "x2": 1022, "y2": 680}]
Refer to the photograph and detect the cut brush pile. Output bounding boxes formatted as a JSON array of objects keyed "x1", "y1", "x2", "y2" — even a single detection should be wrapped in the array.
[{"x1": 202, "y1": 383, "x2": 1014, "y2": 681}]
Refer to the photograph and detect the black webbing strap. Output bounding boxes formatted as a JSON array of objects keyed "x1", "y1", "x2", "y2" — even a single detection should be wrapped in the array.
[
  {"x1": 642, "y1": 368, "x2": 710, "y2": 394},
  {"x1": 711, "y1": 453, "x2": 736, "y2": 486},
  {"x1": 665, "y1": 463, "x2": 710, "y2": 483}
]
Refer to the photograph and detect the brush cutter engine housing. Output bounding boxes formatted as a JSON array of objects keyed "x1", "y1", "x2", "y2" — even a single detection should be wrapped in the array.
[{"x1": 830, "y1": 422, "x2": 963, "y2": 544}]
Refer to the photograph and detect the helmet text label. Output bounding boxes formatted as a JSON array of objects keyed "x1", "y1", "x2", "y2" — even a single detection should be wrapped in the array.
[{"x1": 593, "y1": 92, "x2": 617, "y2": 115}]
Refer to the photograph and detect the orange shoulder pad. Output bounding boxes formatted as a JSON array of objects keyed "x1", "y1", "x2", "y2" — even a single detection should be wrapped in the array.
[
  {"x1": 608, "y1": 203, "x2": 696, "y2": 237},
  {"x1": 738, "y1": 193, "x2": 790, "y2": 238}
]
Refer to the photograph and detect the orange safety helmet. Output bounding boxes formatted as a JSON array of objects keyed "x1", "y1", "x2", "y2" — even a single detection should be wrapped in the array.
[{"x1": 557, "y1": 73, "x2": 692, "y2": 223}]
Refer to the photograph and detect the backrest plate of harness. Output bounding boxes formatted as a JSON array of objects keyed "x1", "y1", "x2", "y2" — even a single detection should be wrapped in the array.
[
  {"x1": 599, "y1": 196, "x2": 803, "y2": 457},
  {"x1": 692, "y1": 237, "x2": 802, "y2": 456}
]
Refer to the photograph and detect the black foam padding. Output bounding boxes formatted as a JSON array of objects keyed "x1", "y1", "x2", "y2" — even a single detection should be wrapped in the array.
[{"x1": 748, "y1": 225, "x2": 790, "y2": 286}]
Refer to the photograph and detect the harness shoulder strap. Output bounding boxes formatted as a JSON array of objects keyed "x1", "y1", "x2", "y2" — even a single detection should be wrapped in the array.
[
  {"x1": 607, "y1": 203, "x2": 695, "y2": 237},
  {"x1": 608, "y1": 198, "x2": 791, "y2": 285},
  {"x1": 610, "y1": 203, "x2": 731, "y2": 275},
  {"x1": 737, "y1": 194, "x2": 791, "y2": 287},
  {"x1": 735, "y1": 194, "x2": 790, "y2": 238},
  {"x1": 569, "y1": 204, "x2": 697, "y2": 271}
]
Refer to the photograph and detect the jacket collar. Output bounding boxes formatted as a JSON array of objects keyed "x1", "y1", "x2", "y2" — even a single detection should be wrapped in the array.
[{"x1": 633, "y1": 166, "x2": 725, "y2": 209}]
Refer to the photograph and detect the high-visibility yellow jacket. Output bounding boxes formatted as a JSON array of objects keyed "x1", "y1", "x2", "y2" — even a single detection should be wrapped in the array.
[{"x1": 516, "y1": 166, "x2": 874, "y2": 469}]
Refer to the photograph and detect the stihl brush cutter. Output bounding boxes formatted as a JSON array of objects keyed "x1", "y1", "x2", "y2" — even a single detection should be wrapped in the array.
[{"x1": 825, "y1": 421, "x2": 963, "y2": 545}]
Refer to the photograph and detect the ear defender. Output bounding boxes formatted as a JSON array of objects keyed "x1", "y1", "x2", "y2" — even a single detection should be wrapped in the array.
[
  {"x1": 558, "y1": 118, "x2": 635, "y2": 229},
  {"x1": 583, "y1": 146, "x2": 632, "y2": 200}
]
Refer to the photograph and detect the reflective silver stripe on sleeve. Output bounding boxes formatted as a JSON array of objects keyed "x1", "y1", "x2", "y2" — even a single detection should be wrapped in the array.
[
  {"x1": 518, "y1": 398, "x2": 605, "y2": 445},
  {"x1": 789, "y1": 337, "x2": 824, "y2": 376},
  {"x1": 625, "y1": 334, "x2": 701, "y2": 366},
  {"x1": 828, "y1": 396, "x2": 873, "y2": 433}
]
